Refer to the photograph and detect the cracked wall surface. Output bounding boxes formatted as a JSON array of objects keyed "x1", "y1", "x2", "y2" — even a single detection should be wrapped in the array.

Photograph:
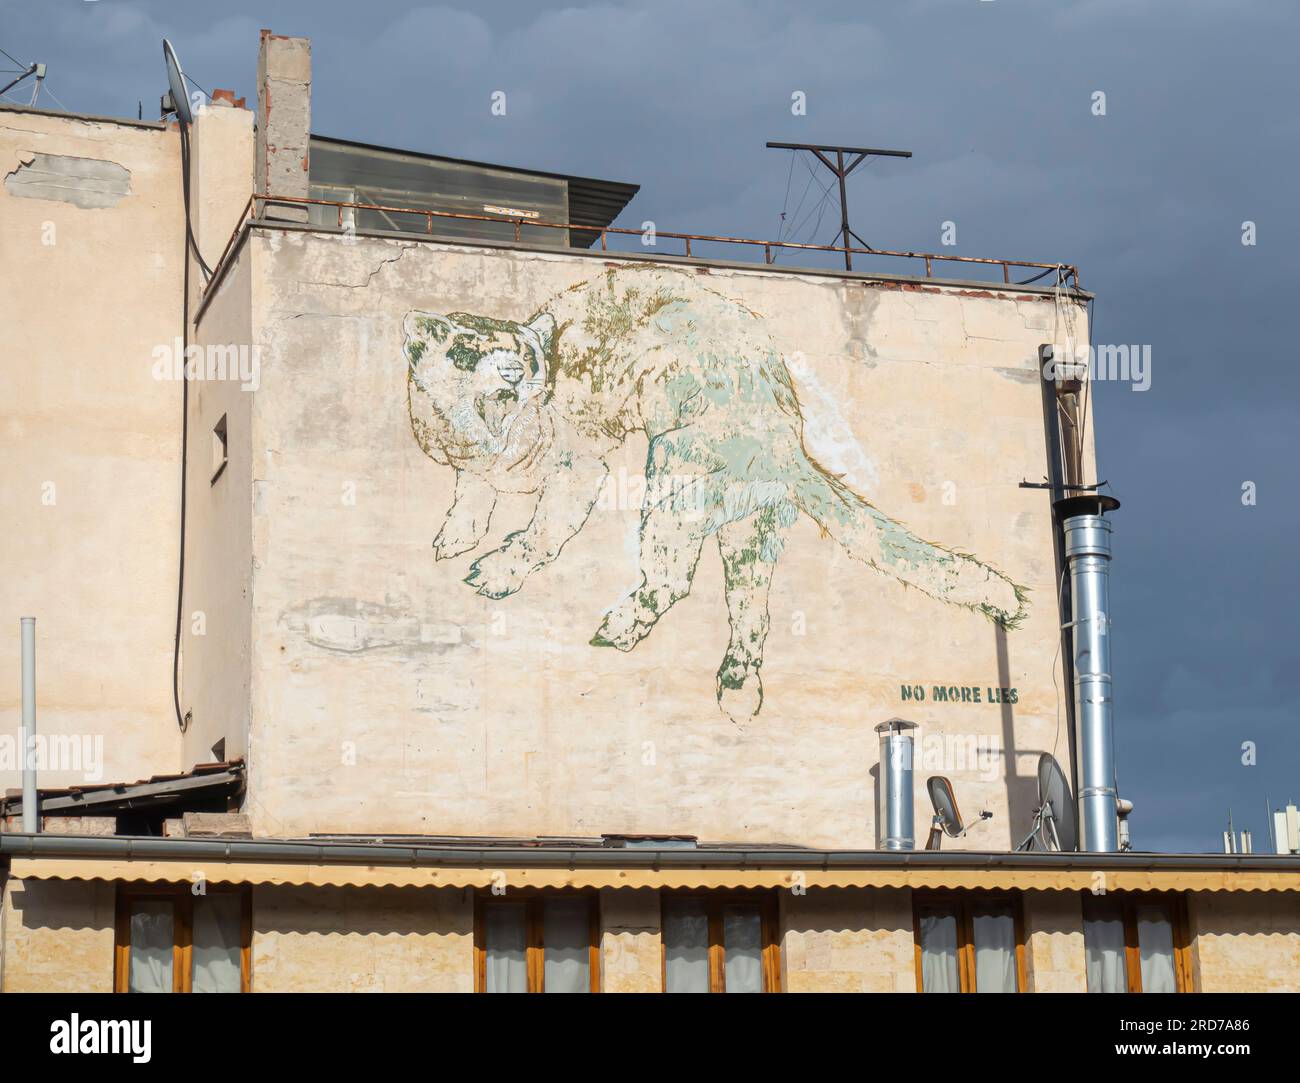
[{"x1": 186, "y1": 227, "x2": 1093, "y2": 846}]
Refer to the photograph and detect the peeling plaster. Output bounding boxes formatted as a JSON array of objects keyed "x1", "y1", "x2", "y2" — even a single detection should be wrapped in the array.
[
  {"x1": 280, "y1": 596, "x2": 474, "y2": 655},
  {"x1": 4, "y1": 151, "x2": 130, "y2": 208}
]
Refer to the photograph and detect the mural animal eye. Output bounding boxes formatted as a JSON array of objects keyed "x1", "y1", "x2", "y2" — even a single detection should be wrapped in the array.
[{"x1": 447, "y1": 340, "x2": 482, "y2": 372}]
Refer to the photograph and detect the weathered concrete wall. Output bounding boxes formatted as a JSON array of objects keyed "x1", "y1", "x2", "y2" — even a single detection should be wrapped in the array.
[
  {"x1": 255, "y1": 31, "x2": 310, "y2": 223},
  {"x1": 1023, "y1": 890, "x2": 1086, "y2": 991},
  {"x1": 782, "y1": 887, "x2": 915, "y2": 992},
  {"x1": 250, "y1": 883, "x2": 472, "y2": 992},
  {"x1": 1190, "y1": 891, "x2": 1300, "y2": 992},
  {"x1": 0, "y1": 108, "x2": 185, "y2": 790},
  {"x1": 234, "y1": 228, "x2": 1090, "y2": 844},
  {"x1": 1, "y1": 876, "x2": 115, "y2": 992}
]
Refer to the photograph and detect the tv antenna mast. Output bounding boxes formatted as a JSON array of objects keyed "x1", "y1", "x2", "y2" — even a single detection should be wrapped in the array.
[
  {"x1": 0, "y1": 48, "x2": 46, "y2": 107},
  {"x1": 766, "y1": 142, "x2": 911, "y2": 270}
]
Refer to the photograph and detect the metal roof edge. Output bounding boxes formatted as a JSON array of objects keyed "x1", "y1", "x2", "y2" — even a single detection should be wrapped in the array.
[
  {"x1": 309, "y1": 132, "x2": 639, "y2": 196},
  {"x1": 2, "y1": 834, "x2": 1296, "y2": 873}
]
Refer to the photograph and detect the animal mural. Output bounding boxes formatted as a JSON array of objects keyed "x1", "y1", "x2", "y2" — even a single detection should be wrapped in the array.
[{"x1": 404, "y1": 266, "x2": 1026, "y2": 721}]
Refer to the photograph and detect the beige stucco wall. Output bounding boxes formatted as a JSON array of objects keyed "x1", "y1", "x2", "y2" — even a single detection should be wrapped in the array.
[
  {"x1": 0, "y1": 104, "x2": 254, "y2": 793},
  {"x1": 0, "y1": 108, "x2": 184, "y2": 791},
  {"x1": 782, "y1": 887, "x2": 915, "y2": 992},
  {"x1": 0, "y1": 876, "x2": 115, "y2": 992},
  {"x1": 1190, "y1": 891, "x2": 1300, "y2": 992},
  {"x1": 250, "y1": 883, "x2": 472, "y2": 992},
  {"x1": 225, "y1": 227, "x2": 1091, "y2": 844}
]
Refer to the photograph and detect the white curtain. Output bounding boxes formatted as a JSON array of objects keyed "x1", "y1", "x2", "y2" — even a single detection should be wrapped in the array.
[
  {"x1": 723, "y1": 905, "x2": 763, "y2": 993},
  {"x1": 919, "y1": 910, "x2": 960, "y2": 993},
  {"x1": 542, "y1": 899, "x2": 589, "y2": 993},
  {"x1": 971, "y1": 905, "x2": 1018, "y2": 992},
  {"x1": 1137, "y1": 905, "x2": 1177, "y2": 993},
  {"x1": 663, "y1": 899, "x2": 710, "y2": 993},
  {"x1": 192, "y1": 893, "x2": 242, "y2": 993},
  {"x1": 128, "y1": 901, "x2": 174, "y2": 993},
  {"x1": 485, "y1": 904, "x2": 527, "y2": 993},
  {"x1": 1085, "y1": 909, "x2": 1127, "y2": 993}
]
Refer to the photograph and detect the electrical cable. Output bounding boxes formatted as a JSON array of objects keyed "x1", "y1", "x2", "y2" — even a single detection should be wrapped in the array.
[
  {"x1": 1017, "y1": 266, "x2": 1056, "y2": 286},
  {"x1": 778, "y1": 151, "x2": 818, "y2": 246},
  {"x1": 171, "y1": 120, "x2": 208, "y2": 734},
  {"x1": 179, "y1": 123, "x2": 213, "y2": 278},
  {"x1": 774, "y1": 145, "x2": 796, "y2": 246}
]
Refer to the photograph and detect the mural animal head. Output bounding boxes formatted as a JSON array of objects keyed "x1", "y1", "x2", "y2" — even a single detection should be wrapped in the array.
[{"x1": 404, "y1": 310, "x2": 555, "y2": 475}]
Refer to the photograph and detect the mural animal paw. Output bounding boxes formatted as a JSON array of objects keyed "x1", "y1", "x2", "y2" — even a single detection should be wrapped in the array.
[
  {"x1": 463, "y1": 549, "x2": 529, "y2": 598},
  {"x1": 433, "y1": 524, "x2": 480, "y2": 561},
  {"x1": 589, "y1": 604, "x2": 651, "y2": 652},
  {"x1": 717, "y1": 663, "x2": 763, "y2": 723}
]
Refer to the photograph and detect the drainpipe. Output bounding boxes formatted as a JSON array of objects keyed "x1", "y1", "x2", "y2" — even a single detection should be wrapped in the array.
[
  {"x1": 876, "y1": 718, "x2": 917, "y2": 851},
  {"x1": 20, "y1": 617, "x2": 38, "y2": 833},
  {"x1": 1061, "y1": 506, "x2": 1120, "y2": 852}
]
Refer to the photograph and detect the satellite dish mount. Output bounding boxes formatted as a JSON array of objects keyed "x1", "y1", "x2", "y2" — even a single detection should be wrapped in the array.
[
  {"x1": 924, "y1": 776, "x2": 992, "y2": 851},
  {"x1": 1016, "y1": 753, "x2": 1078, "y2": 852}
]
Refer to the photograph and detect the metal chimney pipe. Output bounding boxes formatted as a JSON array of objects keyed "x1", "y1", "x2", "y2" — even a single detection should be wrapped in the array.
[
  {"x1": 875, "y1": 718, "x2": 917, "y2": 851},
  {"x1": 21, "y1": 616, "x2": 38, "y2": 834},
  {"x1": 1063, "y1": 514, "x2": 1119, "y2": 852}
]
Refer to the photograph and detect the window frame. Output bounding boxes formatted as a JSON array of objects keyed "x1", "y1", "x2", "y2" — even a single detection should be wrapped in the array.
[
  {"x1": 113, "y1": 882, "x2": 252, "y2": 993},
  {"x1": 210, "y1": 413, "x2": 228, "y2": 484},
  {"x1": 1082, "y1": 890, "x2": 1194, "y2": 993},
  {"x1": 659, "y1": 890, "x2": 782, "y2": 993},
  {"x1": 473, "y1": 890, "x2": 601, "y2": 993},
  {"x1": 912, "y1": 890, "x2": 1029, "y2": 993}
]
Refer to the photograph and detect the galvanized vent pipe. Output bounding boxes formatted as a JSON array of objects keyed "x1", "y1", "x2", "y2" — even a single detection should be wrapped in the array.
[
  {"x1": 21, "y1": 616, "x2": 38, "y2": 833},
  {"x1": 1064, "y1": 514, "x2": 1119, "y2": 852},
  {"x1": 875, "y1": 718, "x2": 917, "y2": 851}
]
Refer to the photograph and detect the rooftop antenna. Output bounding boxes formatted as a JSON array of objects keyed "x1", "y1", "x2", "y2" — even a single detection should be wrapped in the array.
[
  {"x1": 161, "y1": 38, "x2": 194, "y2": 126},
  {"x1": 766, "y1": 142, "x2": 911, "y2": 270},
  {"x1": 0, "y1": 54, "x2": 46, "y2": 106},
  {"x1": 1016, "y1": 753, "x2": 1078, "y2": 852}
]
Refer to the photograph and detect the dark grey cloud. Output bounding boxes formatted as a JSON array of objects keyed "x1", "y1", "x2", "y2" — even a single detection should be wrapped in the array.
[{"x1": 6, "y1": 0, "x2": 1296, "y2": 851}]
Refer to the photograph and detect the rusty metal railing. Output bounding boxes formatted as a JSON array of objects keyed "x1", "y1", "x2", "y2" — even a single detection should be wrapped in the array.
[{"x1": 205, "y1": 193, "x2": 1081, "y2": 294}]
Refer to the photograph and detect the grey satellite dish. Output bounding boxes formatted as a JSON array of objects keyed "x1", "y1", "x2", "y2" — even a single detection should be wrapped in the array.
[
  {"x1": 1016, "y1": 753, "x2": 1078, "y2": 851},
  {"x1": 926, "y1": 776, "x2": 963, "y2": 850},
  {"x1": 924, "y1": 775, "x2": 992, "y2": 850},
  {"x1": 162, "y1": 39, "x2": 194, "y2": 126}
]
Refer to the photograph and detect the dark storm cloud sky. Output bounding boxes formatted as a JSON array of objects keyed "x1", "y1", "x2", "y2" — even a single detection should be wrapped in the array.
[{"x1": 6, "y1": 0, "x2": 1296, "y2": 851}]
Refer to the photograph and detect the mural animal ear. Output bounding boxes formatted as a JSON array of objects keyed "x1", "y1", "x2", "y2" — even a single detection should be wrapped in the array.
[
  {"x1": 525, "y1": 312, "x2": 556, "y2": 352},
  {"x1": 403, "y1": 311, "x2": 455, "y2": 345}
]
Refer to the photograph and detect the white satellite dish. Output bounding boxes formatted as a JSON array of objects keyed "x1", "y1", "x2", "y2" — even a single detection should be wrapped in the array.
[{"x1": 162, "y1": 39, "x2": 194, "y2": 126}]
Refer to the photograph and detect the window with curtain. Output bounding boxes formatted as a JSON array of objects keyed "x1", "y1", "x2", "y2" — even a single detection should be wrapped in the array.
[
  {"x1": 1083, "y1": 892, "x2": 1190, "y2": 993},
  {"x1": 661, "y1": 893, "x2": 780, "y2": 993},
  {"x1": 475, "y1": 893, "x2": 599, "y2": 993},
  {"x1": 913, "y1": 893, "x2": 1025, "y2": 992},
  {"x1": 115, "y1": 886, "x2": 250, "y2": 993}
]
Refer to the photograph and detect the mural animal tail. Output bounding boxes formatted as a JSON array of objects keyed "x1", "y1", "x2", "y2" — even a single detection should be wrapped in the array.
[{"x1": 789, "y1": 454, "x2": 1027, "y2": 628}]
